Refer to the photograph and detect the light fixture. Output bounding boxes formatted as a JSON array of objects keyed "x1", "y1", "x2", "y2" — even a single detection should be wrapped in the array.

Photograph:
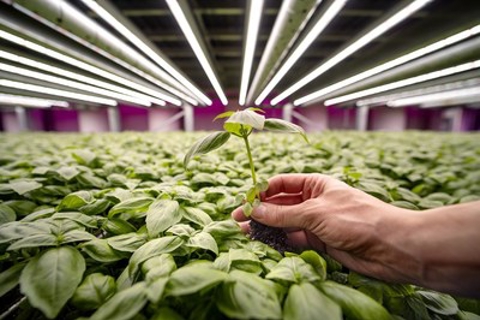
[
  {"x1": 239, "y1": 0, "x2": 264, "y2": 106},
  {"x1": 0, "y1": 29, "x2": 181, "y2": 106},
  {"x1": 324, "y1": 60, "x2": 480, "y2": 105},
  {"x1": 387, "y1": 86, "x2": 480, "y2": 107},
  {"x1": 0, "y1": 62, "x2": 152, "y2": 107},
  {"x1": 0, "y1": 93, "x2": 69, "y2": 108},
  {"x1": 270, "y1": 0, "x2": 433, "y2": 105},
  {"x1": 356, "y1": 78, "x2": 480, "y2": 107},
  {"x1": 254, "y1": 0, "x2": 347, "y2": 105},
  {"x1": 0, "y1": 79, "x2": 117, "y2": 106},
  {"x1": 166, "y1": 0, "x2": 228, "y2": 105},
  {"x1": 80, "y1": 0, "x2": 211, "y2": 106},
  {"x1": 295, "y1": 24, "x2": 480, "y2": 106}
]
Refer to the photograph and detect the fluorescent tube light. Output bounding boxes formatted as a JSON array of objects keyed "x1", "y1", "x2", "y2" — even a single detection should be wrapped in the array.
[
  {"x1": 0, "y1": 79, "x2": 117, "y2": 106},
  {"x1": 166, "y1": 0, "x2": 228, "y2": 105},
  {"x1": 239, "y1": 0, "x2": 264, "y2": 106},
  {"x1": 0, "y1": 29, "x2": 181, "y2": 106},
  {"x1": 387, "y1": 86, "x2": 480, "y2": 107},
  {"x1": 270, "y1": 0, "x2": 433, "y2": 105},
  {"x1": 324, "y1": 60, "x2": 480, "y2": 105},
  {"x1": 80, "y1": 0, "x2": 211, "y2": 106},
  {"x1": 295, "y1": 24, "x2": 480, "y2": 106},
  {"x1": 0, "y1": 62, "x2": 152, "y2": 107},
  {"x1": 356, "y1": 78, "x2": 480, "y2": 107},
  {"x1": 254, "y1": 0, "x2": 347, "y2": 105},
  {"x1": 0, "y1": 93, "x2": 69, "y2": 108}
]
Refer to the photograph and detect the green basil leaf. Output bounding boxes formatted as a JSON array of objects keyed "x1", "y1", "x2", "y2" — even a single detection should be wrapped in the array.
[
  {"x1": 20, "y1": 246, "x2": 85, "y2": 319},
  {"x1": 284, "y1": 282, "x2": 342, "y2": 320},
  {"x1": 90, "y1": 282, "x2": 148, "y2": 320},
  {"x1": 51, "y1": 211, "x2": 97, "y2": 228},
  {"x1": 56, "y1": 166, "x2": 80, "y2": 181},
  {"x1": 187, "y1": 231, "x2": 219, "y2": 255},
  {"x1": 128, "y1": 236, "x2": 184, "y2": 278},
  {"x1": 181, "y1": 207, "x2": 212, "y2": 227},
  {"x1": 107, "y1": 232, "x2": 147, "y2": 253},
  {"x1": 80, "y1": 239, "x2": 127, "y2": 263},
  {"x1": 0, "y1": 221, "x2": 51, "y2": 244},
  {"x1": 79, "y1": 199, "x2": 111, "y2": 216},
  {"x1": 8, "y1": 233, "x2": 58, "y2": 251},
  {"x1": 213, "y1": 110, "x2": 235, "y2": 121},
  {"x1": 320, "y1": 280, "x2": 391, "y2": 320},
  {"x1": 60, "y1": 230, "x2": 96, "y2": 244},
  {"x1": 102, "y1": 218, "x2": 137, "y2": 235},
  {"x1": 146, "y1": 277, "x2": 168, "y2": 304},
  {"x1": 108, "y1": 197, "x2": 154, "y2": 220},
  {"x1": 203, "y1": 220, "x2": 241, "y2": 239},
  {"x1": 166, "y1": 223, "x2": 196, "y2": 238},
  {"x1": 71, "y1": 273, "x2": 116, "y2": 310},
  {"x1": 300, "y1": 250, "x2": 327, "y2": 281},
  {"x1": 151, "y1": 307, "x2": 184, "y2": 320},
  {"x1": 58, "y1": 191, "x2": 93, "y2": 211},
  {"x1": 0, "y1": 204, "x2": 16, "y2": 225},
  {"x1": 72, "y1": 149, "x2": 96, "y2": 165},
  {"x1": 146, "y1": 199, "x2": 181, "y2": 237},
  {"x1": 184, "y1": 131, "x2": 231, "y2": 167},
  {"x1": 0, "y1": 262, "x2": 26, "y2": 298},
  {"x1": 417, "y1": 290, "x2": 458, "y2": 315},
  {"x1": 3, "y1": 200, "x2": 37, "y2": 216},
  {"x1": 9, "y1": 180, "x2": 43, "y2": 195},
  {"x1": 266, "y1": 256, "x2": 321, "y2": 284},
  {"x1": 263, "y1": 118, "x2": 309, "y2": 143},
  {"x1": 215, "y1": 270, "x2": 281, "y2": 319},
  {"x1": 225, "y1": 109, "x2": 265, "y2": 131},
  {"x1": 142, "y1": 254, "x2": 177, "y2": 282},
  {"x1": 166, "y1": 265, "x2": 227, "y2": 296}
]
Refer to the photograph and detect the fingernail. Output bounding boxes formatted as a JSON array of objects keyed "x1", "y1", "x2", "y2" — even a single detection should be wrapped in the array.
[{"x1": 252, "y1": 204, "x2": 266, "y2": 218}]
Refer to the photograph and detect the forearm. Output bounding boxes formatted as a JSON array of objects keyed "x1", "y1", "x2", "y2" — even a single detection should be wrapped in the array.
[{"x1": 404, "y1": 201, "x2": 480, "y2": 297}]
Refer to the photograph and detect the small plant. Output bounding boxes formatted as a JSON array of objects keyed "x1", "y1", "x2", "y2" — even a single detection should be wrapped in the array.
[{"x1": 184, "y1": 108, "x2": 308, "y2": 252}]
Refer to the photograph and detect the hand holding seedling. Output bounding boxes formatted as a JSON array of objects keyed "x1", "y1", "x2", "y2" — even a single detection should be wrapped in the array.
[
  {"x1": 232, "y1": 173, "x2": 480, "y2": 298},
  {"x1": 184, "y1": 108, "x2": 308, "y2": 216}
]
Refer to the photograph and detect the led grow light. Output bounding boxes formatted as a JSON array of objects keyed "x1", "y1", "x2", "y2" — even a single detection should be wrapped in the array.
[
  {"x1": 80, "y1": 0, "x2": 211, "y2": 106},
  {"x1": 166, "y1": 0, "x2": 228, "y2": 105},
  {"x1": 0, "y1": 29, "x2": 181, "y2": 106},
  {"x1": 0, "y1": 63, "x2": 152, "y2": 107},
  {"x1": 294, "y1": 24, "x2": 480, "y2": 106},
  {"x1": 324, "y1": 60, "x2": 480, "y2": 105},
  {"x1": 0, "y1": 79, "x2": 117, "y2": 106},
  {"x1": 254, "y1": 0, "x2": 347, "y2": 105},
  {"x1": 0, "y1": 93, "x2": 69, "y2": 108},
  {"x1": 239, "y1": 0, "x2": 264, "y2": 106},
  {"x1": 270, "y1": 0, "x2": 433, "y2": 105},
  {"x1": 387, "y1": 86, "x2": 480, "y2": 107}
]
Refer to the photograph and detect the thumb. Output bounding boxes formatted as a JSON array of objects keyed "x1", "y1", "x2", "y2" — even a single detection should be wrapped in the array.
[{"x1": 251, "y1": 202, "x2": 307, "y2": 228}]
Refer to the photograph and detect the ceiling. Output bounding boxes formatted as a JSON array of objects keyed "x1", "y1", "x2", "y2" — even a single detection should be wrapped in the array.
[{"x1": 0, "y1": 0, "x2": 479, "y2": 108}]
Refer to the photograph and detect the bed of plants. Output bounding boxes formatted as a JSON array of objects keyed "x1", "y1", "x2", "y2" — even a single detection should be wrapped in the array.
[{"x1": 0, "y1": 131, "x2": 479, "y2": 320}]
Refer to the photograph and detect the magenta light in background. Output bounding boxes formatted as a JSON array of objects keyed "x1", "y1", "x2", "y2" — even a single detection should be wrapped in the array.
[
  {"x1": 50, "y1": 108, "x2": 80, "y2": 132},
  {"x1": 119, "y1": 105, "x2": 148, "y2": 131},
  {"x1": 328, "y1": 106, "x2": 356, "y2": 130}
]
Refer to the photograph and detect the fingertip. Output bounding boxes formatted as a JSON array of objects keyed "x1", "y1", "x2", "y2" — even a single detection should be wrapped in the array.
[
  {"x1": 231, "y1": 207, "x2": 249, "y2": 222},
  {"x1": 238, "y1": 221, "x2": 251, "y2": 234}
]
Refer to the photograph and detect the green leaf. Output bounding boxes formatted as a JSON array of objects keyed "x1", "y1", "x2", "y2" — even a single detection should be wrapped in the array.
[
  {"x1": 52, "y1": 211, "x2": 97, "y2": 228},
  {"x1": 108, "y1": 196, "x2": 154, "y2": 220},
  {"x1": 213, "y1": 110, "x2": 235, "y2": 121},
  {"x1": 224, "y1": 109, "x2": 265, "y2": 133},
  {"x1": 58, "y1": 191, "x2": 93, "y2": 211},
  {"x1": 146, "y1": 277, "x2": 168, "y2": 304},
  {"x1": 203, "y1": 220, "x2": 241, "y2": 239},
  {"x1": 181, "y1": 207, "x2": 213, "y2": 227},
  {"x1": 72, "y1": 149, "x2": 96, "y2": 165},
  {"x1": 146, "y1": 199, "x2": 181, "y2": 237},
  {"x1": 3, "y1": 200, "x2": 37, "y2": 216},
  {"x1": 9, "y1": 180, "x2": 43, "y2": 195},
  {"x1": 0, "y1": 204, "x2": 16, "y2": 225},
  {"x1": 247, "y1": 107, "x2": 265, "y2": 113},
  {"x1": 8, "y1": 233, "x2": 58, "y2": 250},
  {"x1": 417, "y1": 290, "x2": 458, "y2": 315},
  {"x1": 166, "y1": 265, "x2": 227, "y2": 296},
  {"x1": 56, "y1": 166, "x2": 80, "y2": 181},
  {"x1": 300, "y1": 250, "x2": 327, "y2": 281},
  {"x1": 79, "y1": 199, "x2": 111, "y2": 216},
  {"x1": 20, "y1": 246, "x2": 86, "y2": 319},
  {"x1": 71, "y1": 273, "x2": 116, "y2": 310},
  {"x1": 128, "y1": 236, "x2": 184, "y2": 278},
  {"x1": 90, "y1": 282, "x2": 148, "y2": 320},
  {"x1": 107, "y1": 232, "x2": 148, "y2": 252},
  {"x1": 166, "y1": 223, "x2": 196, "y2": 237},
  {"x1": 0, "y1": 221, "x2": 51, "y2": 244},
  {"x1": 263, "y1": 118, "x2": 309, "y2": 143},
  {"x1": 320, "y1": 280, "x2": 391, "y2": 320},
  {"x1": 184, "y1": 131, "x2": 231, "y2": 167},
  {"x1": 0, "y1": 262, "x2": 26, "y2": 298},
  {"x1": 216, "y1": 270, "x2": 282, "y2": 319},
  {"x1": 187, "y1": 231, "x2": 219, "y2": 255},
  {"x1": 142, "y1": 254, "x2": 177, "y2": 282},
  {"x1": 266, "y1": 256, "x2": 321, "y2": 284},
  {"x1": 102, "y1": 218, "x2": 137, "y2": 235},
  {"x1": 284, "y1": 282, "x2": 342, "y2": 320},
  {"x1": 60, "y1": 230, "x2": 96, "y2": 244},
  {"x1": 80, "y1": 239, "x2": 127, "y2": 263},
  {"x1": 242, "y1": 202, "x2": 253, "y2": 217}
]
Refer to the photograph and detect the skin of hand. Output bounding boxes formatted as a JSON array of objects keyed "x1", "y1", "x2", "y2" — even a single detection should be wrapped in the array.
[{"x1": 231, "y1": 173, "x2": 480, "y2": 298}]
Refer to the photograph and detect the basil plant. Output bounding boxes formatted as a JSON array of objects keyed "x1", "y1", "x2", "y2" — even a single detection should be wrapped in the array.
[{"x1": 184, "y1": 108, "x2": 308, "y2": 216}]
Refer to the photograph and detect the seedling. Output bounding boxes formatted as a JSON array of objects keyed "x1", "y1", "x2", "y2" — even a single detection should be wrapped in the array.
[{"x1": 184, "y1": 108, "x2": 309, "y2": 217}]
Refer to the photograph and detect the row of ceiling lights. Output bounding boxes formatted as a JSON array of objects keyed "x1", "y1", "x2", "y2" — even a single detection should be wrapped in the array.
[{"x1": 0, "y1": 0, "x2": 479, "y2": 110}]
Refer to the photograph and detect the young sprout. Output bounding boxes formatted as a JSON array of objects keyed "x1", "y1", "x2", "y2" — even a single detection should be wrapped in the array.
[{"x1": 184, "y1": 108, "x2": 309, "y2": 217}]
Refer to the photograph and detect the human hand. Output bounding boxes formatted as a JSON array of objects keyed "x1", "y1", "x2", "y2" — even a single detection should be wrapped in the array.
[{"x1": 232, "y1": 173, "x2": 421, "y2": 285}]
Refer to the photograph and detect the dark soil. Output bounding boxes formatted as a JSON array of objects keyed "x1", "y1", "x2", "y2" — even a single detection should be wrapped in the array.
[{"x1": 249, "y1": 220, "x2": 294, "y2": 254}]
